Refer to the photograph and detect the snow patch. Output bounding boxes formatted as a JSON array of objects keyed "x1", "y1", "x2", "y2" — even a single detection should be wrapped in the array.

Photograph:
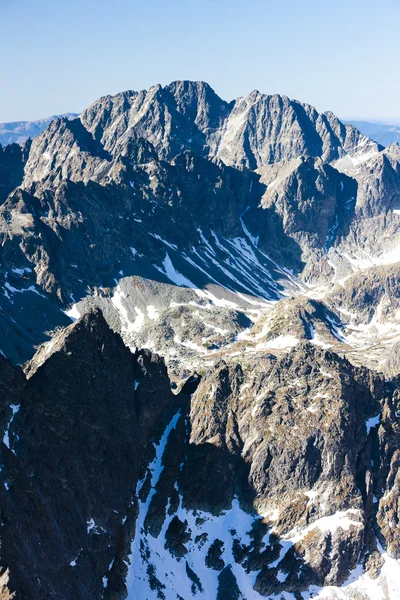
[{"x1": 3, "y1": 404, "x2": 20, "y2": 452}]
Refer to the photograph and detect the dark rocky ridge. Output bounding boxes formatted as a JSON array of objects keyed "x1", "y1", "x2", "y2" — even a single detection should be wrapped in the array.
[
  {"x1": 1, "y1": 311, "x2": 398, "y2": 599},
  {"x1": 0, "y1": 309, "x2": 180, "y2": 599}
]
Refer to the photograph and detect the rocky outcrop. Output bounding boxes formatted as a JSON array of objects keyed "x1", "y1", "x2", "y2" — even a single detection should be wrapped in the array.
[
  {"x1": 123, "y1": 342, "x2": 400, "y2": 599},
  {"x1": 0, "y1": 308, "x2": 397, "y2": 599},
  {"x1": 250, "y1": 156, "x2": 357, "y2": 281},
  {"x1": 0, "y1": 309, "x2": 179, "y2": 599},
  {"x1": 328, "y1": 264, "x2": 400, "y2": 324},
  {"x1": 0, "y1": 142, "x2": 30, "y2": 203},
  {"x1": 386, "y1": 341, "x2": 400, "y2": 376}
]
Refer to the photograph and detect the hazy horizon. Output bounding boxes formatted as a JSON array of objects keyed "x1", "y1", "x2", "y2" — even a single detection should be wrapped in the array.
[{"x1": 1, "y1": 83, "x2": 400, "y2": 127}]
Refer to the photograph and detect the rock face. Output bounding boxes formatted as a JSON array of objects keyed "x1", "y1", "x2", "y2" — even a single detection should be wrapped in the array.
[
  {"x1": 0, "y1": 142, "x2": 30, "y2": 203},
  {"x1": 0, "y1": 81, "x2": 400, "y2": 599},
  {"x1": 0, "y1": 309, "x2": 179, "y2": 599},
  {"x1": 78, "y1": 81, "x2": 380, "y2": 169},
  {"x1": 253, "y1": 156, "x2": 355, "y2": 281},
  {"x1": 1, "y1": 322, "x2": 399, "y2": 599},
  {"x1": 121, "y1": 344, "x2": 400, "y2": 599}
]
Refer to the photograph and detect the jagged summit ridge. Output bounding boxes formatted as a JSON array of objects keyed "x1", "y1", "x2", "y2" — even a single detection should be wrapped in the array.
[{"x1": 74, "y1": 79, "x2": 381, "y2": 170}]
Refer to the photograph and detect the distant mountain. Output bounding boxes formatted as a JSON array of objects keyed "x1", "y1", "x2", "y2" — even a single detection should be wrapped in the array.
[
  {"x1": 79, "y1": 81, "x2": 381, "y2": 168},
  {"x1": 0, "y1": 113, "x2": 78, "y2": 146},
  {"x1": 345, "y1": 119, "x2": 400, "y2": 147}
]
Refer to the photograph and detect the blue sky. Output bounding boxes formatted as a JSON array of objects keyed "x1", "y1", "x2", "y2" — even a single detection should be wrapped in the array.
[{"x1": 2, "y1": 0, "x2": 400, "y2": 122}]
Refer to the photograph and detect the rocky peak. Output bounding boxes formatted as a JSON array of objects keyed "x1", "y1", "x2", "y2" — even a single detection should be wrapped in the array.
[
  {"x1": 166, "y1": 79, "x2": 229, "y2": 128},
  {"x1": 0, "y1": 308, "x2": 178, "y2": 599},
  {"x1": 0, "y1": 114, "x2": 78, "y2": 147},
  {"x1": 23, "y1": 116, "x2": 112, "y2": 186},
  {"x1": 351, "y1": 143, "x2": 400, "y2": 216},
  {"x1": 67, "y1": 81, "x2": 382, "y2": 171},
  {"x1": 246, "y1": 156, "x2": 355, "y2": 281},
  {"x1": 24, "y1": 307, "x2": 126, "y2": 375}
]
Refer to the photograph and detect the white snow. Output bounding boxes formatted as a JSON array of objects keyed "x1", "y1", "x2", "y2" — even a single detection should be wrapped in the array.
[
  {"x1": 173, "y1": 335, "x2": 205, "y2": 354},
  {"x1": 87, "y1": 518, "x2": 95, "y2": 534},
  {"x1": 334, "y1": 145, "x2": 379, "y2": 171},
  {"x1": 149, "y1": 233, "x2": 178, "y2": 250},
  {"x1": 4, "y1": 282, "x2": 46, "y2": 298},
  {"x1": 285, "y1": 509, "x2": 363, "y2": 542},
  {"x1": 127, "y1": 488, "x2": 268, "y2": 600},
  {"x1": 304, "y1": 542, "x2": 400, "y2": 600},
  {"x1": 195, "y1": 288, "x2": 239, "y2": 309},
  {"x1": 125, "y1": 411, "x2": 366, "y2": 600},
  {"x1": 197, "y1": 228, "x2": 216, "y2": 256},
  {"x1": 311, "y1": 331, "x2": 332, "y2": 350},
  {"x1": 203, "y1": 322, "x2": 229, "y2": 335},
  {"x1": 337, "y1": 243, "x2": 400, "y2": 271},
  {"x1": 64, "y1": 304, "x2": 81, "y2": 321},
  {"x1": 252, "y1": 334, "x2": 299, "y2": 351},
  {"x1": 325, "y1": 216, "x2": 339, "y2": 250},
  {"x1": 3, "y1": 404, "x2": 20, "y2": 451},
  {"x1": 147, "y1": 305, "x2": 159, "y2": 320},
  {"x1": 240, "y1": 207, "x2": 259, "y2": 247},
  {"x1": 130, "y1": 247, "x2": 143, "y2": 258},
  {"x1": 304, "y1": 490, "x2": 319, "y2": 505},
  {"x1": 266, "y1": 510, "x2": 364, "y2": 574},
  {"x1": 12, "y1": 267, "x2": 32, "y2": 275},
  {"x1": 276, "y1": 570, "x2": 289, "y2": 583},
  {"x1": 155, "y1": 253, "x2": 196, "y2": 288},
  {"x1": 126, "y1": 411, "x2": 181, "y2": 598},
  {"x1": 112, "y1": 285, "x2": 144, "y2": 335},
  {"x1": 86, "y1": 518, "x2": 105, "y2": 535},
  {"x1": 342, "y1": 298, "x2": 400, "y2": 353},
  {"x1": 320, "y1": 368, "x2": 334, "y2": 379}
]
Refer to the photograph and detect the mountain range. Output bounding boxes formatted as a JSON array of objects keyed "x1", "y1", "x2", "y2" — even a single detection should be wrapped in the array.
[
  {"x1": 0, "y1": 113, "x2": 78, "y2": 147},
  {"x1": 0, "y1": 81, "x2": 400, "y2": 599},
  {"x1": 345, "y1": 120, "x2": 400, "y2": 148}
]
